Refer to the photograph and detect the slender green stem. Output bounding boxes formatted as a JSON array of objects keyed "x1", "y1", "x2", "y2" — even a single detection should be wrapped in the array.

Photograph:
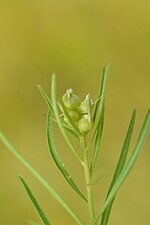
[{"x1": 80, "y1": 136, "x2": 96, "y2": 225}]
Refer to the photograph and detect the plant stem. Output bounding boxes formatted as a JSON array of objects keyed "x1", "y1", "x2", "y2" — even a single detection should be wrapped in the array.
[{"x1": 80, "y1": 136, "x2": 96, "y2": 225}]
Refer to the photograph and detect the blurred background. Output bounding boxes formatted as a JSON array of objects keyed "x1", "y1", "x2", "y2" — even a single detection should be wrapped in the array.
[{"x1": 0, "y1": 0, "x2": 150, "y2": 225}]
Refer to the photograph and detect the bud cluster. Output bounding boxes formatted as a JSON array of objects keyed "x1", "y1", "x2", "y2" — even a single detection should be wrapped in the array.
[{"x1": 61, "y1": 89, "x2": 93, "y2": 134}]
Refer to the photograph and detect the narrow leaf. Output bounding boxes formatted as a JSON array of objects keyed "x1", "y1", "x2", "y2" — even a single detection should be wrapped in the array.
[
  {"x1": 0, "y1": 131, "x2": 84, "y2": 225},
  {"x1": 90, "y1": 106, "x2": 104, "y2": 175},
  {"x1": 100, "y1": 109, "x2": 136, "y2": 225},
  {"x1": 19, "y1": 176, "x2": 51, "y2": 225},
  {"x1": 93, "y1": 77, "x2": 104, "y2": 124},
  {"x1": 63, "y1": 126, "x2": 80, "y2": 140},
  {"x1": 100, "y1": 108, "x2": 150, "y2": 215},
  {"x1": 51, "y1": 74, "x2": 83, "y2": 164},
  {"x1": 47, "y1": 110, "x2": 87, "y2": 202},
  {"x1": 90, "y1": 64, "x2": 110, "y2": 175},
  {"x1": 93, "y1": 64, "x2": 110, "y2": 123},
  {"x1": 38, "y1": 85, "x2": 54, "y2": 115}
]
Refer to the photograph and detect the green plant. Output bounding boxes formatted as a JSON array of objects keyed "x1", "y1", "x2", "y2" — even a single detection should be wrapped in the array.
[{"x1": 0, "y1": 64, "x2": 150, "y2": 225}]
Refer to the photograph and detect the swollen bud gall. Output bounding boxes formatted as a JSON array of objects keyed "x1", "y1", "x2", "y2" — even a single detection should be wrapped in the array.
[
  {"x1": 78, "y1": 94, "x2": 93, "y2": 114},
  {"x1": 64, "y1": 111, "x2": 80, "y2": 124},
  {"x1": 62, "y1": 89, "x2": 80, "y2": 110},
  {"x1": 77, "y1": 115, "x2": 92, "y2": 133}
]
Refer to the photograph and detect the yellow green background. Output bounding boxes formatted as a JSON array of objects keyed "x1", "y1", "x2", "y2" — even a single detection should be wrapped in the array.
[{"x1": 0, "y1": 0, "x2": 150, "y2": 225}]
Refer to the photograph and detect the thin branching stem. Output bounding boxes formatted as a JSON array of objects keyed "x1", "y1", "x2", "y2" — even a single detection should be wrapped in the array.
[{"x1": 80, "y1": 136, "x2": 96, "y2": 225}]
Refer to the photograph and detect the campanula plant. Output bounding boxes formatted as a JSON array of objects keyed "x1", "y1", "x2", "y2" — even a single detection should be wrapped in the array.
[{"x1": 0, "y1": 64, "x2": 150, "y2": 225}]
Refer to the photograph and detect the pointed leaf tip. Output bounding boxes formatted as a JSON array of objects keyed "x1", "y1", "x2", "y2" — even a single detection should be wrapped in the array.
[{"x1": 19, "y1": 176, "x2": 52, "y2": 225}]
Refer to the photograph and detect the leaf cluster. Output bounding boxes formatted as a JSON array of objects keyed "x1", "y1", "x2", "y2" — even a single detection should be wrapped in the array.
[{"x1": 0, "y1": 65, "x2": 150, "y2": 225}]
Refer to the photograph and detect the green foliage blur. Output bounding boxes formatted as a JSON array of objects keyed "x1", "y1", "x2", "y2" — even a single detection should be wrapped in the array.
[{"x1": 0, "y1": 1, "x2": 150, "y2": 225}]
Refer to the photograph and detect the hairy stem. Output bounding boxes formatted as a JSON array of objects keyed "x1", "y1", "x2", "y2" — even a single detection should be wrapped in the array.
[{"x1": 80, "y1": 136, "x2": 96, "y2": 225}]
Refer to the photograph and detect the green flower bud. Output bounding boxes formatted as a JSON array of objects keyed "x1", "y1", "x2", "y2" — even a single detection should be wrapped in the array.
[
  {"x1": 62, "y1": 89, "x2": 81, "y2": 110},
  {"x1": 78, "y1": 94, "x2": 93, "y2": 114},
  {"x1": 64, "y1": 110, "x2": 80, "y2": 124},
  {"x1": 77, "y1": 115, "x2": 92, "y2": 133}
]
